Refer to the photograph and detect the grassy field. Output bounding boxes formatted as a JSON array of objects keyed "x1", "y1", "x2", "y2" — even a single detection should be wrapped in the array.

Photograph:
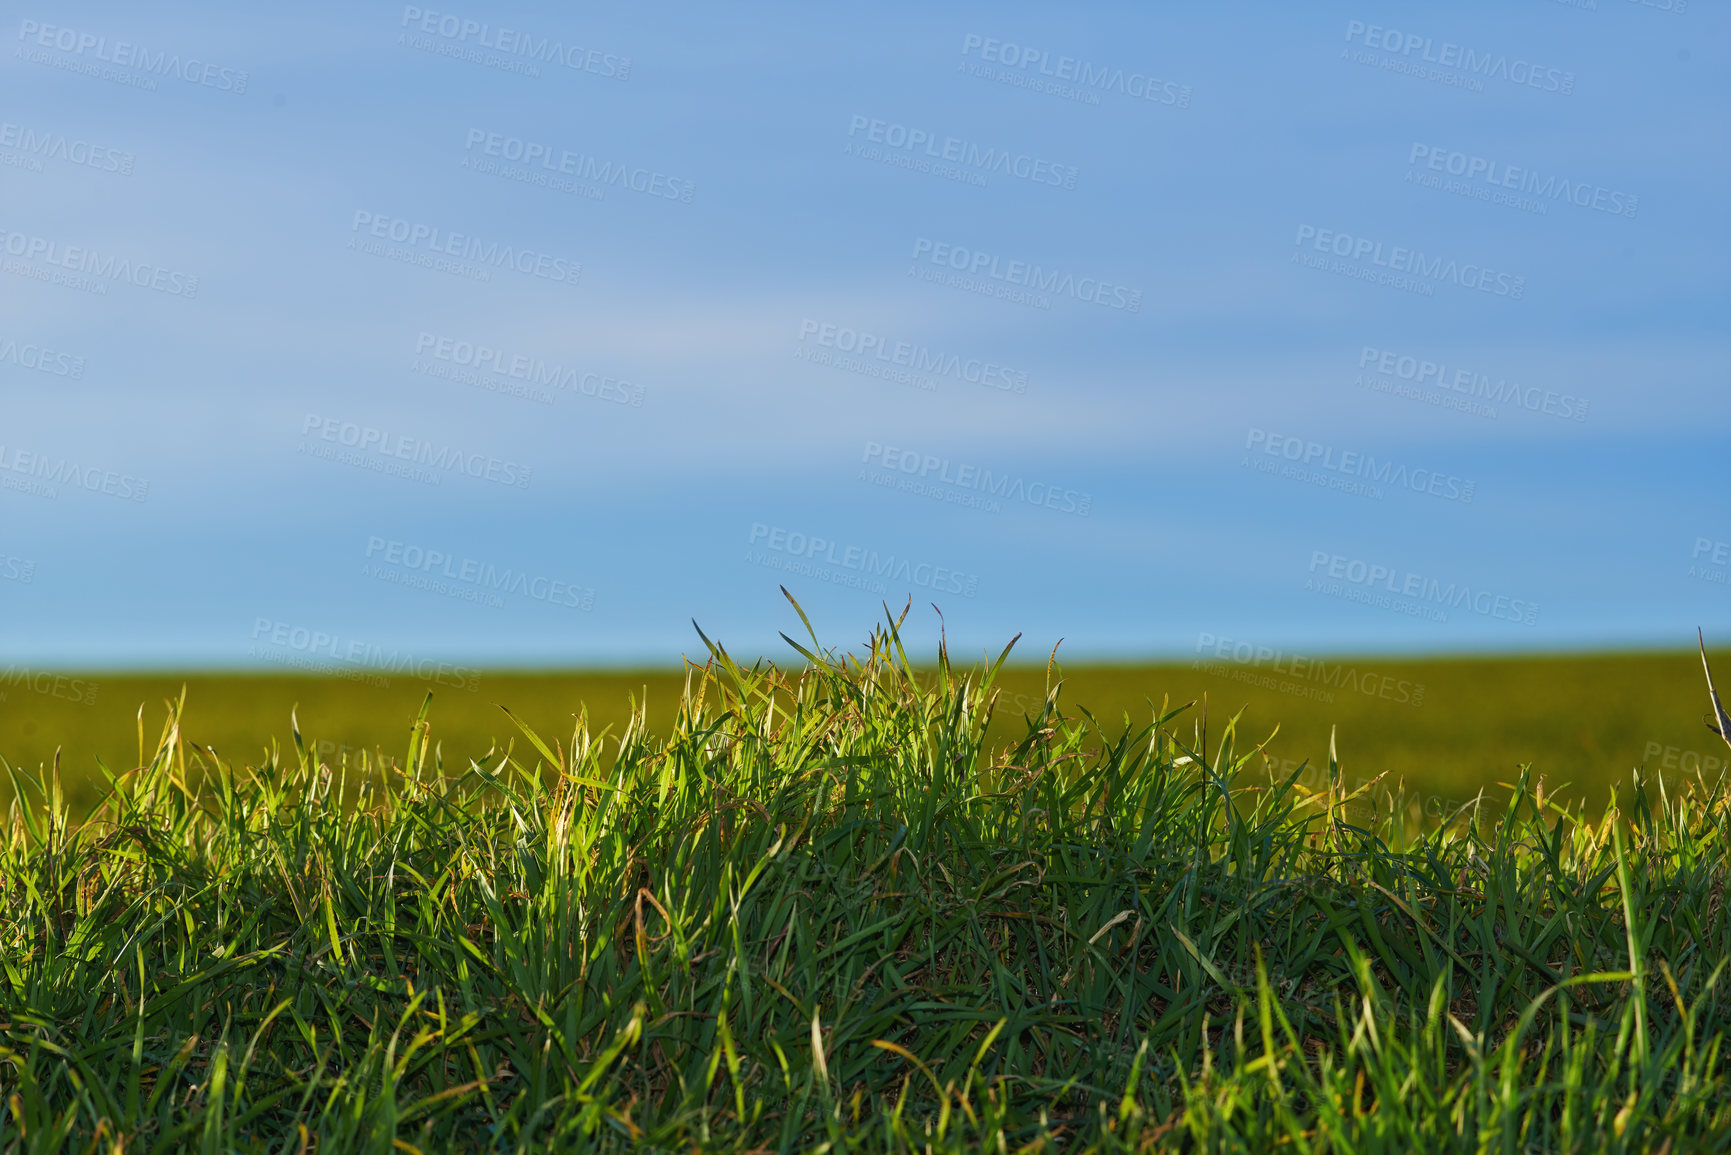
[
  {"x1": 3, "y1": 613, "x2": 1730, "y2": 1150},
  {"x1": 5, "y1": 643, "x2": 1728, "y2": 817}
]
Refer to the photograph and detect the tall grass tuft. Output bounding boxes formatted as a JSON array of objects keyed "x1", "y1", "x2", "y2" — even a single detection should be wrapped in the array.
[{"x1": 3, "y1": 604, "x2": 1730, "y2": 1151}]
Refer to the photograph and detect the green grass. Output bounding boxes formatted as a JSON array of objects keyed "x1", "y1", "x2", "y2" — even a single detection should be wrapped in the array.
[{"x1": 4, "y1": 611, "x2": 1730, "y2": 1151}]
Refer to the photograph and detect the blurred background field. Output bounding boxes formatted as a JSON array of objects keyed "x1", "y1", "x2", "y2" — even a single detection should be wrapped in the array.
[{"x1": 6, "y1": 646, "x2": 1727, "y2": 814}]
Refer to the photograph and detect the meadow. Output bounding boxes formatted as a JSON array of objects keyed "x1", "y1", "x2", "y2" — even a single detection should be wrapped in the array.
[{"x1": 3, "y1": 615, "x2": 1730, "y2": 1150}]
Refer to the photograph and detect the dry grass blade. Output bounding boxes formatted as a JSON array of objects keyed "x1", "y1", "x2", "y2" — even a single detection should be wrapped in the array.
[{"x1": 1701, "y1": 628, "x2": 1731, "y2": 752}]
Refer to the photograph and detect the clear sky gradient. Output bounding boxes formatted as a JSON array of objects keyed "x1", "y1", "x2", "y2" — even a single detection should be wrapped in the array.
[{"x1": 2, "y1": 0, "x2": 1727, "y2": 670}]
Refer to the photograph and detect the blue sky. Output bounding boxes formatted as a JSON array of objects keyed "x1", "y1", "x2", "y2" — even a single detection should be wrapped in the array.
[{"x1": 1, "y1": 0, "x2": 1727, "y2": 669}]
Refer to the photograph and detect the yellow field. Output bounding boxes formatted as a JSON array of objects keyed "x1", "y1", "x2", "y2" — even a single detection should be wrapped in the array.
[{"x1": 4, "y1": 648, "x2": 1726, "y2": 812}]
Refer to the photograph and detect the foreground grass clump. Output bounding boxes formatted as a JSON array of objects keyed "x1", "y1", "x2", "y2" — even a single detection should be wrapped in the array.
[{"x1": 3, "y1": 613, "x2": 1730, "y2": 1152}]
